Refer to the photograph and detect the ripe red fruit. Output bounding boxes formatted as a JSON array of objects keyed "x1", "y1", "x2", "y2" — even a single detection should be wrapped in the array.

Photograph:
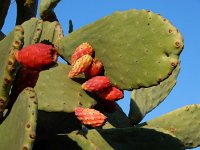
[
  {"x1": 15, "y1": 43, "x2": 58, "y2": 70},
  {"x1": 96, "y1": 86, "x2": 124, "y2": 101},
  {"x1": 81, "y1": 76, "x2": 110, "y2": 92},
  {"x1": 75, "y1": 107, "x2": 107, "y2": 127},
  {"x1": 84, "y1": 58, "x2": 104, "y2": 79},
  {"x1": 68, "y1": 54, "x2": 93, "y2": 78},
  {"x1": 70, "y1": 42, "x2": 94, "y2": 65}
]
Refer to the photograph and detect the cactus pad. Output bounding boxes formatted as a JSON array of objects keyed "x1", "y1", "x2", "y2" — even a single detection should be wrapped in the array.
[
  {"x1": 140, "y1": 104, "x2": 200, "y2": 149},
  {"x1": 129, "y1": 64, "x2": 180, "y2": 124},
  {"x1": 0, "y1": 87, "x2": 37, "y2": 150},
  {"x1": 0, "y1": 26, "x2": 24, "y2": 114},
  {"x1": 39, "y1": 0, "x2": 60, "y2": 21},
  {"x1": 21, "y1": 17, "x2": 63, "y2": 47},
  {"x1": 56, "y1": 9, "x2": 183, "y2": 90},
  {"x1": 102, "y1": 104, "x2": 132, "y2": 129},
  {"x1": 36, "y1": 127, "x2": 184, "y2": 150},
  {"x1": 34, "y1": 63, "x2": 97, "y2": 113}
]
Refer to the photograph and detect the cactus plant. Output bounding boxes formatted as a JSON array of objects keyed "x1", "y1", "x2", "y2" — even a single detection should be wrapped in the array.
[
  {"x1": 1, "y1": 1, "x2": 200, "y2": 150},
  {"x1": 0, "y1": 87, "x2": 37, "y2": 150}
]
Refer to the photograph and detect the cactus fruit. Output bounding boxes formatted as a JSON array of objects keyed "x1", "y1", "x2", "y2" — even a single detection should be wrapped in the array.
[
  {"x1": 96, "y1": 86, "x2": 124, "y2": 101},
  {"x1": 68, "y1": 54, "x2": 93, "y2": 78},
  {"x1": 75, "y1": 107, "x2": 107, "y2": 127},
  {"x1": 82, "y1": 76, "x2": 111, "y2": 92},
  {"x1": 15, "y1": 43, "x2": 58, "y2": 70},
  {"x1": 85, "y1": 58, "x2": 104, "y2": 78},
  {"x1": 70, "y1": 42, "x2": 94, "y2": 65}
]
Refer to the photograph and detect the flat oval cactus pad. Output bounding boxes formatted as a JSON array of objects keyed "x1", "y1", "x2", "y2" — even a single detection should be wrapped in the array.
[
  {"x1": 0, "y1": 88, "x2": 37, "y2": 150},
  {"x1": 57, "y1": 9, "x2": 183, "y2": 90},
  {"x1": 34, "y1": 63, "x2": 97, "y2": 113}
]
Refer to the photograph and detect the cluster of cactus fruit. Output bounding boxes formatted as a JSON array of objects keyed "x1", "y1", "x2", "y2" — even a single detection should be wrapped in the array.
[{"x1": 0, "y1": 0, "x2": 199, "y2": 150}]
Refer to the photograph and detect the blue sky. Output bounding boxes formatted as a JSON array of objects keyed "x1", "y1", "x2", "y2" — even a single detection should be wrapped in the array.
[{"x1": 2, "y1": 0, "x2": 200, "y2": 149}]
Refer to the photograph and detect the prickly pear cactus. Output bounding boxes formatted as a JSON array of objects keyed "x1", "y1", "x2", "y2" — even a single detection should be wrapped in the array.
[
  {"x1": 0, "y1": 87, "x2": 37, "y2": 150},
  {"x1": 1, "y1": 1, "x2": 199, "y2": 150},
  {"x1": 0, "y1": 26, "x2": 24, "y2": 116},
  {"x1": 139, "y1": 104, "x2": 200, "y2": 149},
  {"x1": 34, "y1": 63, "x2": 96, "y2": 113},
  {"x1": 129, "y1": 64, "x2": 180, "y2": 124},
  {"x1": 56, "y1": 9, "x2": 183, "y2": 90}
]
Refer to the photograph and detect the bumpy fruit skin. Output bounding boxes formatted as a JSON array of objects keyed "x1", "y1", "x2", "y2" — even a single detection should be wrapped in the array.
[
  {"x1": 82, "y1": 76, "x2": 110, "y2": 92},
  {"x1": 15, "y1": 43, "x2": 58, "y2": 70},
  {"x1": 75, "y1": 107, "x2": 107, "y2": 127},
  {"x1": 85, "y1": 58, "x2": 104, "y2": 79},
  {"x1": 9, "y1": 67, "x2": 39, "y2": 103},
  {"x1": 68, "y1": 54, "x2": 93, "y2": 78},
  {"x1": 97, "y1": 86, "x2": 124, "y2": 101},
  {"x1": 70, "y1": 42, "x2": 94, "y2": 65}
]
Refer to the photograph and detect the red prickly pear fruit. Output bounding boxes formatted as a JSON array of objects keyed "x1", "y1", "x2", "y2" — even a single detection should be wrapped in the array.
[
  {"x1": 84, "y1": 58, "x2": 104, "y2": 79},
  {"x1": 81, "y1": 76, "x2": 110, "y2": 92},
  {"x1": 75, "y1": 107, "x2": 107, "y2": 128},
  {"x1": 9, "y1": 67, "x2": 39, "y2": 104},
  {"x1": 94, "y1": 100, "x2": 117, "y2": 113},
  {"x1": 96, "y1": 86, "x2": 124, "y2": 101},
  {"x1": 15, "y1": 43, "x2": 58, "y2": 70},
  {"x1": 70, "y1": 42, "x2": 94, "y2": 65},
  {"x1": 68, "y1": 54, "x2": 93, "y2": 78}
]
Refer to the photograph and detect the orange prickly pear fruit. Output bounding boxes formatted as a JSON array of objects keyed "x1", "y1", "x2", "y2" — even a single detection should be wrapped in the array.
[
  {"x1": 15, "y1": 43, "x2": 58, "y2": 70},
  {"x1": 75, "y1": 107, "x2": 107, "y2": 128},
  {"x1": 68, "y1": 54, "x2": 93, "y2": 78},
  {"x1": 84, "y1": 58, "x2": 104, "y2": 79},
  {"x1": 81, "y1": 76, "x2": 110, "y2": 92},
  {"x1": 70, "y1": 42, "x2": 94, "y2": 65},
  {"x1": 96, "y1": 86, "x2": 124, "y2": 101}
]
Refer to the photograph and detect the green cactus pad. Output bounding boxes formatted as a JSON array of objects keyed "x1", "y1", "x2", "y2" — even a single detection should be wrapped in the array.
[
  {"x1": 35, "y1": 127, "x2": 184, "y2": 150},
  {"x1": 140, "y1": 104, "x2": 200, "y2": 149},
  {"x1": 34, "y1": 63, "x2": 97, "y2": 113},
  {"x1": 0, "y1": 26, "x2": 24, "y2": 113},
  {"x1": 39, "y1": 0, "x2": 60, "y2": 21},
  {"x1": 56, "y1": 9, "x2": 183, "y2": 90},
  {"x1": 34, "y1": 111, "x2": 81, "y2": 141},
  {"x1": 0, "y1": 87, "x2": 37, "y2": 150},
  {"x1": 129, "y1": 64, "x2": 180, "y2": 124},
  {"x1": 21, "y1": 17, "x2": 63, "y2": 47},
  {"x1": 102, "y1": 104, "x2": 132, "y2": 129}
]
